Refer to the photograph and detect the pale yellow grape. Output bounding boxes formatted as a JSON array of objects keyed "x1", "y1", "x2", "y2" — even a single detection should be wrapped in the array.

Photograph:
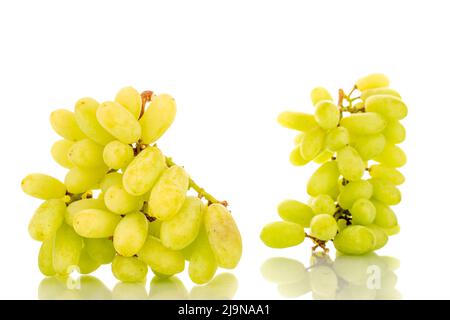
[
  {"x1": 67, "y1": 139, "x2": 105, "y2": 168},
  {"x1": 29, "y1": 199, "x2": 66, "y2": 241},
  {"x1": 300, "y1": 126, "x2": 325, "y2": 160},
  {"x1": 314, "y1": 150, "x2": 334, "y2": 164},
  {"x1": 336, "y1": 146, "x2": 365, "y2": 181},
  {"x1": 115, "y1": 86, "x2": 142, "y2": 119},
  {"x1": 290, "y1": 145, "x2": 309, "y2": 166},
  {"x1": 294, "y1": 133, "x2": 304, "y2": 144},
  {"x1": 374, "y1": 143, "x2": 407, "y2": 168},
  {"x1": 367, "y1": 225, "x2": 388, "y2": 250},
  {"x1": 53, "y1": 224, "x2": 83, "y2": 275},
  {"x1": 260, "y1": 221, "x2": 304, "y2": 248},
  {"x1": 73, "y1": 209, "x2": 121, "y2": 238},
  {"x1": 139, "y1": 94, "x2": 177, "y2": 144},
  {"x1": 383, "y1": 121, "x2": 406, "y2": 144},
  {"x1": 311, "y1": 194, "x2": 336, "y2": 215},
  {"x1": 66, "y1": 198, "x2": 107, "y2": 226},
  {"x1": 383, "y1": 224, "x2": 400, "y2": 236},
  {"x1": 112, "y1": 256, "x2": 148, "y2": 282},
  {"x1": 350, "y1": 198, "x2": 376, "y2": 225},
  {"x1": 190, "y1": 273, "x2": 238, "y2": 300},
  {"x1": 74, "y1": 97, "x2": 115, "y2": 145},
  {"x1": 307, "y1": 161, "x2": 340, "y2": 197},
  {"x1": 310, "y1": 87, "x2": 333, "y2": 105},
  {"x1": 84, "y1": 238, "x2": 115, "y2": 264},
  {"x1": 369, "y1": 178, "x2": 401, "y2": 205},
  {"x1": 160, "y1": 196, "x2": 204, "y2": 250},
  {"x1": 325, "y1": 127, "x2": 350, "y2": 152},
  {"x1": 113, "y1": 212, "x2": 148, "y2": 257},
  {"x1": 366, "y1": 95, "x2": 408, "y2": 120},
  {"x1": 350, "y1": 133, "x2": 386, "y2": 160},
  {"x1": 38, "y1": 237, "x2": 55, "y2": 276},
  {"x1": 314, "y1": 101, "x2": 340, "y2": 130},
  {"x1": 309, "y1": 265, "x2": 338, "y2": 298},
  {"x1": 372, "y1": 200, "x2": 398, "y2": 228},
  {"x1": 355, "y1": 73, "x2": 390, "y2": 91},
  {"x1": 104, "y1": 183, "x2": 144, "y2": 215},
  {"x1": 64, "y1": 166, "x2": 107, "y2": 194},
  {"x1": 204, "y1": 204, "x2": 242, "y2": 269},
  {"x1": 78, "y1": 249, "x2": 101, "y2": 274},
  {"x1": 97, "y1": 101, "x2": 141, "y2": 144},
  {"x1": 338, "y1": 180, "x2": 373, "y2": 209},
  {"x1": 360, "y1": 87, "x2": 401, "y2": 101},
  {"x1": 123, "y1": 146, "x2": 167, "y2": 196},
  {"x1": 51, "y1": 139, "x2": 74, "y2": 168},
  {"x1": 277, "y1": 199, "x2": 314, "y2": 227},
  {"x1": 148, "y1": 219, "x2": 162, "y2": 238},
  {"x1": 21, "y1": 173, "x2": 66, "y2": 200},
  {"x1": 277, "y1": 111, "x2": 318, "y2": 131},
  {"x1": 148, "y1": 165, "x2": 189, "y2": 220},
  {"x1": 50, "y1": 109, "x2": 86, "y2": 141},
  {"x1": 340, "y1": 112, "x2": 387, "y2": 135},
  {"x1": 137, "y1": 236, "x2": 185, "y2": 276},
  {"x1": 333, "y1": 225, "x2": 375, "y2": 255},
  {"x1": 260, "y1": 257, "x2": 307, "y2": 284},
  {"x1": 310, "y1": 214, "x2": 338, "y2": 241},
  {"x1": 188, "y1": 228, "x2": 218, "y2": 284},
  {"x1": 369, "y1": 164, "x2": 405, "y2": 185},
  {"x1": 100, "y1": 172, "x2": 123, "y2": 193},
  {"x1": 103, "y1": 140, "x2": 134, "y2": 169}
]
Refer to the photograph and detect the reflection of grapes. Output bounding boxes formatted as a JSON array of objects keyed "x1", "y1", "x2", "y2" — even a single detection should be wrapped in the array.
[
  {"x1": 262, "y1": 74, "x2": 407, "y2": 255},
  {"x1": 261, "y1": 253, "x2": 401, "y2": 300}
]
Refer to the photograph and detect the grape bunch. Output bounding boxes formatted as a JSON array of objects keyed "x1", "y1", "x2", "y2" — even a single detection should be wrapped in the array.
[
  {"x1": 261, "y1": 74, "x2": 407, "y2": 255},
  {"x1": 21, "y1": 87, "x2": 242, "y2": 284}
]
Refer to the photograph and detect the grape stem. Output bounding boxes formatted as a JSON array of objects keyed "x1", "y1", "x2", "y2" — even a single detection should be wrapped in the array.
[
  {"x1": 305, "y1": 233, "x2": 329, "y2": 253},
  {"x1": 140, "y1": 91, "x2": 153, "y2": 119}
]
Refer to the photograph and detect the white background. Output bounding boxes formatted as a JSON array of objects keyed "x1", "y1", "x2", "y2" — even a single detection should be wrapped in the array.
[{"x1": 0, "y1": 0, "x2": 449, "y2": 299}]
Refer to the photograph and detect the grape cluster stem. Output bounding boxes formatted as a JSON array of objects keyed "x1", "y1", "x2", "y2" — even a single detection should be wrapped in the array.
[{"x1": 305, "y1": 233, "x2": 329, "y2": 253}]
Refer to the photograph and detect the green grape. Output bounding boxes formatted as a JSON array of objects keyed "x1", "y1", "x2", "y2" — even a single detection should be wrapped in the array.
[
  {"x1": 367, "y1": 225, "x2": 388, "y2": 250},
  {"x1": 277, "y1": 199, "x2": 314, "y2": 227},
  {"x1": 66, "y1": 198, "x2": 107, "y2": 227},
  {"x1": 350, "y1": 133, "x2": 386, "y2": 160},
  {"x1": 160, "y1": 196, "x2": 204, "y2": 250},
  {"x1": 204, "y1": 204, "x2": 242, "y2": 269},
  {"x1": 310, "y1": 87, "x2": 333, "y2": 105},
  {"x1": 74, "y1": 97, "x2": 115, "y2": 145},
  {"x1": 112, "y1": 282, "x2": 148, "y2": 300},
  {"x1": 21, "y1": 173, "x2": 66, "y2": 200},
  {"x1": 338, "y1": 180, "x2": 373, "y2": 209},
  {"x1": 307, "y1": 161, "x2": 340, "y2": 197},
  {"x1": 188, "y1": 228, "x2": 218, "y2": 285},
  {"x1": 64, "y1": 166, "x2": 107, "y2": 194},
  {"x1": 148, "y1": 276, "x2": 189, "y2": 300},
  {"x1": 325, "y1": 127, "x2": 350, "y2": 152},
  {"x1": 123, "y1": 146, "x2": 167, "y2": 196},
  {"x1": 260, "y1": 257, "x2": 307, "y2": 284},
  {"x1": 336, "y1": 146, "x2": 365, "y2": 181},
  {"x1": 369, "y1": 178, "x2": 401, "y2": 205},
  {"x1": 139, "y1": 94, "x2": 177, "y2": 144},
  {"x1": 290, "y1": 144, "x2": 309, "y2": 166},
  {"x1": 50, "y1": 109, "x2": 87, "y2": 141},
  {"x1": 104, "y1": 183, "x2": 144, "y2": 215},
  {"x1": 383, "y1": 224, "x2": 400, "y2": 236},
  {"x1": 372, "y1": 200, "x2": 398, "y2": 228},
  {"x1": 113, "y1": 212, "x2": 148, "y2": 257},
  {"x1": 383, "y1": 121, "x2": 405, "y2": 144},
  {"x1": 360, "y1": 87, "x2": 401, "y2": 101},
  {"x1": 333, "y1": 225, "x2": 375, "y2": 255},
  {"x1": 300, "y1": 126, "x2": 325, "y2": 160},
  {"x1": 314, "y1": 150, "x2": 334, "y2": 164},
  {"x1": 100, "y1": 172, "x2": 123, "y2": 193},
  {"x1": 277, "y1": 111, "x2": 318, "y2": 132},
  {"x1": 190, "y1": 273, "x2": 238, "y2": 300},
  {"x1": 29, "y1": 199, "x2": 66, "y2": 241},
  {"x1": 148, "y1": 219, "x2": 162, "y2": 238},
  {"x1": 137, "y1": 236, "x2": 185, "y2": 276},
  {"x1": 350, "y1": 198, "x2": 376, "y2": 225},
  {"x1": 337, "y1": 219, "x2": 348, "y2": 232},
  {"x1": 374, "y1": 143, "x2": 407, "y2": 168},
  {"x1": 310, "y1": 214, "x2": 338, "y2": 241},
  {"x1": 103, "y1": 140, "x2": 134, "y2": 169},
  {"x1": 366, "y1": 95, "x2": 408, "y2": 120},
  {"x1": 78, "y1": 248, "x2": 101, "y2": 274},
  {"x1": 67, "y1": 139, "x2": 105, "y2": 168},
  {"x1": 84, "y1": 238, "x2": 115, "y2": 264},
  {"x1": 96, "y1": 101, "x2": 141, "y2": 144},
  {"x1": 53, "y1": 224, "x2": 83, "y2": 275},
  {"x1": 314, "y1": 101, "x2": 340, "y2": 130},
  {"x1": 148, "y1": 165, "x2": 189, "y2": 221},
  {"x1": 73, "y1": 209, "x2": 121, "y2": 238},
  {"x1": 311, "y1": 194, "x2": 336, "y2": 215},
  {"x1": 112, "y1": 256, "x2": 148, "y2": 283},
  {"x1": 309, "y1": 265, "x2": 338, "y2": 298},
  {"x1": 38, "y1": 237, "x2": 55, "y2": 276},
  {"x1": 51, "y1": 139, "x2": 75, "y2": 168},
  {"x1": 355, "y1": 73, "x2": 390, "y2": 91},
  {"x1": 340, "y1": 112, "x2": 387, "y2": 135},
  {"x1": 260, "y1": 221, "x2": 304, "y2": 248},
  {"x1": 115, "y1": 86, "x2": 142, "y2": 119}
]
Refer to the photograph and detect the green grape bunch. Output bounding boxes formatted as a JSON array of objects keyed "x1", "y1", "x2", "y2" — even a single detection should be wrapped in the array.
[
  {"x1": 22, "y1": 87, "x2": 242, "y2": 284},
  {"x1": 261, "y1": 74, "x2": 407, "y2": 255}
]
